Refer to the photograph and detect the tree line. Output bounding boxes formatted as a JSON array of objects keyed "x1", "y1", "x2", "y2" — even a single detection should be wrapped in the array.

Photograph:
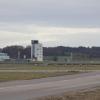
[{"x1": 0, "y1": 45, "x2": 100, "y2": 59}]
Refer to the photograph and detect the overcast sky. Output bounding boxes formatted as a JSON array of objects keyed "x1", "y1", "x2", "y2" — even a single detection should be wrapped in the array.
[{"x1": 0, "y1": 0, "x2": 100, "y2": 47}]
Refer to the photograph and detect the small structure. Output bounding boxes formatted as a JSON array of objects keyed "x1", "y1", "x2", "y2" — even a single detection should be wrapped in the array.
[
  {"x1": 31, "y1": 40, "x2": 43, "y2": 62},
  {"x1": 0, "y1": 53, "x2": 10, "y2": 61}
]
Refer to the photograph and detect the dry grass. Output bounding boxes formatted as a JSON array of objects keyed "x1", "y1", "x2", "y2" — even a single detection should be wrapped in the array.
[
  {"x1": 38, "y1": 89, "x2": 100, "y2": 100},
  {"x1": 0, "y1": 64, "x2": 100, "y2": 71},
  {"x1": 0, "y1": 63, "x2": 100, "y2": 82},
  {"x1": 0, "y1": 64, "x2": 81, "y2": 82},
  {"x1": 0, "y1": 71, "x2": 78, "y2": 82}
]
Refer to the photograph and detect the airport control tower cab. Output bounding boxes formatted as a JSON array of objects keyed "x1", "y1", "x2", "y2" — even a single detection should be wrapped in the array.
[{"x1": 31, "y1": 40, "x2": 43, "y2": 62}]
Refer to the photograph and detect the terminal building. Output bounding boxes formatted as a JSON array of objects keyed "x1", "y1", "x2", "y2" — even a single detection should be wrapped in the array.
[
  {"x1": 31, "y1": 40, "x2": 43, "y2": 62},
  {"x1": 0, "y1": 53, "x2": 10, "y2": 61}
]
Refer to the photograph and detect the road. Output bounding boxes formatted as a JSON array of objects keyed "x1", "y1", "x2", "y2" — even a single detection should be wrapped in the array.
[{"x1": 0, "y1": 72, "x2": 100, "y2": 100}]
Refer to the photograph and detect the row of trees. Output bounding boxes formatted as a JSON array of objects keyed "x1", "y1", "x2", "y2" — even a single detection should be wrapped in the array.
[{"x1": 1, "y1": 46, "x2": 100, "y2": 59}]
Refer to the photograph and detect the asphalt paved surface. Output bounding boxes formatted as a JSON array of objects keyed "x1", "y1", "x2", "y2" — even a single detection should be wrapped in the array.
[{"x1": 0, "y1": 72, "x2": 100, "y2": 100}]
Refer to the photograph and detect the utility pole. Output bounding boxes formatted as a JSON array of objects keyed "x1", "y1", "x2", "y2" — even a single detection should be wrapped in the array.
[
  {"x1": 18, "y1": 51, "x2": 20, "y2": 60},
  {"x1": 70, "y1": 52, "x2": 73, "y2": 62}
]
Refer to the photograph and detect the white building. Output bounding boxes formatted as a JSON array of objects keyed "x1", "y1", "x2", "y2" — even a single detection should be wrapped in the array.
[
  {"x1": 31, "y1": 40, "x2": 43, "y2": 61},
  {"x1": 0, "y1": 53, "x2": 10, "y2": 61}
]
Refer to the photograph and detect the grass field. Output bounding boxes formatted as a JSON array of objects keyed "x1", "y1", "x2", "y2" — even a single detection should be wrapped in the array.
[
  {"x1": 0, "y1": 64, "x2": 100, "y2": 71},
  {"x1": 0, "y1": 71, "x2": 78, "y2": 82},
  {"x1": 38, "y1": 88, "x2": 100, "y2": 100},
  {"x1": 0, "y1": 63, "x2": 100, "y2": 82}
]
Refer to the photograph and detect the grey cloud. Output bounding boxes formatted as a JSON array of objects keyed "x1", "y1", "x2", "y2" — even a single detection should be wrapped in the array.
[
  {"x1": 43, "y1": 33, "x2": 100, "y2": 47},
  {"x1": 0, "y1": 0, "x2": 99, "y2": 27},
  {"x1": 0, "y1": 0, "x2": 100, "y2": 47}
]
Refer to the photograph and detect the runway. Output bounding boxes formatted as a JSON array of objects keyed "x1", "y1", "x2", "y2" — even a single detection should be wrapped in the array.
[{"x1": 0, "y1": 72, "x2": 100, "y2": 100}]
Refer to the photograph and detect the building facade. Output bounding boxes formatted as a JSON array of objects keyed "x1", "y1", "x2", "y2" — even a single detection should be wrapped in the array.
[
  {"x1": 0, "y1": 53, "x2": 10, "y2": 61},
  {"x1": 31, "y1": 40, "x2": 43, "y2": 61}
]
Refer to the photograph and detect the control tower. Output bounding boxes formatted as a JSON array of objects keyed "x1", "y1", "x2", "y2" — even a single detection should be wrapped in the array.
[{"x1": 31, "y1": 40, "x2": 43, "y2": 61}]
